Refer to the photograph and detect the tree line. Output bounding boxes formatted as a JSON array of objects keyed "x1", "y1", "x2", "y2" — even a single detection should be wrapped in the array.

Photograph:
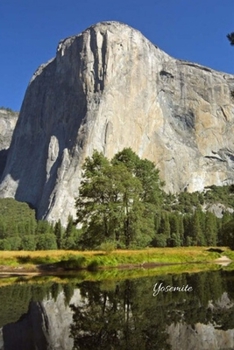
[
  {"x1": 0, "y1": 199, "x2": 81, "y2": 250},
  {"x1": 1, "y1": 149, "x2": 234, "y2": 250}
]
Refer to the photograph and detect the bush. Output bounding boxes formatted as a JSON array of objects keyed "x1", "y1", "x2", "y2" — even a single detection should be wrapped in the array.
[
  {"x1": 36, "y1": 234, "x2": 57, "y2": 250},
  {"x1": 60, "y1": 255, "x2": 86, "y2": 269},
  {"x1": 99, "y1": 241, "x2": 116, "y2": 254},
  {"x1": 87, "y1": 260, "x2": 99, "y2": 271}
]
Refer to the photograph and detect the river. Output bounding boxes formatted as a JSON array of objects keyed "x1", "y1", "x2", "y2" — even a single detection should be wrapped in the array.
[{"x1": 1, "y1": 266, "x2": 234, "y2": 350}]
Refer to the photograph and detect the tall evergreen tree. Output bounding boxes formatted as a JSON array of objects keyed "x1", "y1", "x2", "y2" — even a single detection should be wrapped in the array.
[
  {"x1": 54, "y1": 219, "x2": 63, "y2": 249},
  {"x1": 159, "y1": 213, "x2": 171, "y2": 238},
  {"x1": 190, "y1": 210, "x2": 206, "y2": 246},
  {"x1": 205, "y1": 212, "x2": 217, "y2": 246}
]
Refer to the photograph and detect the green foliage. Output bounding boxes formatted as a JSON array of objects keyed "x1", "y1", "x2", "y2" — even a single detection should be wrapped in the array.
[
  {"x1": 0, "y1": 106, "x2": 16, "y2": 113},
  {"x1": 21, "y1": 235, "x2": 36, "y2": 250},
  {"x1": 2, "y1": 156, "x2": 234, "y2": 251},
  {"x1": 36, "y1": 220, "x2": 53, "y2": 235},
  {"x1": 99, "y1": 241, "x2": 116, "y2": 254},
  {"x1": 152, "y1": 234, "x2": 167, "y2": 247},
  {"x1": 76, "y1": 149, "x2": 163, "y2": 249},
  {"x1": 54, "y1": 219, "x2": 63, "y2": 249},
  {"x1": 7, "y1": 237, "x2": 21, "y2": 250},
  {"x1": 205, "y1": 212, "x2": 218, "y2": 246},
  {"x1": 59, "y1": 255, "x2": 86, "y2": 269},
  {"x1": 203, "y1": 185, "x2": 234, "y2": 207},
  {"x1": 62, "y1": 215, "x2": 81, "y2": 249},
  {"x1": 0, "y1": 239, "x2": 11, "y2": 250},
  {"x1": 219, "y1": 219, "x2": 234, "y2": 249},
  {"x1": 36, "y1": 234, "x2": 57, "y2": 250},
  {"x1": 87, "y1": 260, "x2": 99, "y2": 271},
  {"x1": 74, "y1": 150, "x2": 234, "y2": 250},
  {"x1": 0, "y1": 198, "x2": 37, "y2": 238}
]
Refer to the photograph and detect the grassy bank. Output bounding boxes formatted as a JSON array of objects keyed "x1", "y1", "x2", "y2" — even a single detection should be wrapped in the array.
[
  {"x1": 0, "y1": 262, "x2": 226, "y2": 288},
  {"x1": 0, "y1": 247, "x2": 232, "y2": 273}
]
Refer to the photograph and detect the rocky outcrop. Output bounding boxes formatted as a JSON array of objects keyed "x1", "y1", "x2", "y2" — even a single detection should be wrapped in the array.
[
  {"x1": 0, "y1": 108, "x2": 18, "y2": 178},
  {"x1": 0, "y1": 21, "x2": 234, "y2": 224}
]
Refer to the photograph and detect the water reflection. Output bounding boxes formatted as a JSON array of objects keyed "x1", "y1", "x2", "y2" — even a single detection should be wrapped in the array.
[{"x1": 1, "y1": 269, "x2": 234, "y2": 349}]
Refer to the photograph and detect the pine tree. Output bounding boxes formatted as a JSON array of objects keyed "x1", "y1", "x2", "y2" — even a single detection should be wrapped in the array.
[
  {"x1": 63, "y1": 215, "x2": 79, "y2": 249},
  {"x1": 159, "y1": 213, "x2": 171, "y2": 238},
  {"x1": 191, "y1": 210, "x2": 206, "y2": 246},
  {"x1": 205, "y1": 212, "x2": 217, "y2": 246},
  {"x1": 54, "y1": 219, "x2": 63, "y2": 249}
]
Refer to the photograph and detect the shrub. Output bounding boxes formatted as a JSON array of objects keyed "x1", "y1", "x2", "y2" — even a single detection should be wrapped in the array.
[
  {"x1": 87, "y1": 260, "x2": 99, "y2": 271},
  {"x1": 99, "y1": 241, "x2": 116, "y2": 254},
  {"x1": 60, "y1": 256, "x2": 86, "y2": 269}
]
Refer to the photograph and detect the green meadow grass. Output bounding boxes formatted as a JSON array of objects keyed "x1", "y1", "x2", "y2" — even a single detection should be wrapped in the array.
[{"x1": 0, "y1": 247, "x2": 230, "y2": 272}]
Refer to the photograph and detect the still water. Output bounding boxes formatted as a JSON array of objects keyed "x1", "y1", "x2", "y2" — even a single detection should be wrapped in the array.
[{"x1": 1, "y1": 267, "x2": 234, "y2": 350}]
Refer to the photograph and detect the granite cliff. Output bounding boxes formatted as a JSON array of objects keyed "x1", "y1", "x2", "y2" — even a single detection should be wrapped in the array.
[
  {"x1": 1, "y1": 21, "x2": 234, "y2": 224},
  {"x1": 0, "y1": 108, "x2": 18, "y2": 178}
]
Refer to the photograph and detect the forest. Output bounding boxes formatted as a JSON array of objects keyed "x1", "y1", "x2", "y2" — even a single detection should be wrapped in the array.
[{"x1": 1, "y1": 148, "x2": 234, "y2": 250}]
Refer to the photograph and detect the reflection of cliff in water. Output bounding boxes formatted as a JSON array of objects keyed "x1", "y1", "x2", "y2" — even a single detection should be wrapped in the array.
[
  {"x1": 0, "y1": 288, "x2": 82, "y2": 350},
  {"x1": 2, "y1": 303, "x2": 48, "y2": 350},
  {"x1": 1, "y1": 270, "x2": 234, "y2": 350}
]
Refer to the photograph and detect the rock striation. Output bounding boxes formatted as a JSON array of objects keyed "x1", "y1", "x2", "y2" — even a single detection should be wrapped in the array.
[
  {"x1": 0, "y1": 108, "x2": 18, "y2": 178},
  {"x1": 1, "y1": 21, "x2": 234, "y2": 224}
]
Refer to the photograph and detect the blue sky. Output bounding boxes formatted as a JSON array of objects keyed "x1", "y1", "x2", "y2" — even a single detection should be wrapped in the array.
[{"x1": 1, "y1": 0, "x2": 234, "y2": 111}]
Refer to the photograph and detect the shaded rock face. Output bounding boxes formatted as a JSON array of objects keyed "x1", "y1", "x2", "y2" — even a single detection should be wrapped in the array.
[
  {"x1": 1, "y1": 21, "x2": 234, "y2": 224},
  {"x1": 1, "y1": 290, "x2": 81, "y2": 350},
  {"x1": 0, "y1": 109, "x2": 18, "y2": 178},
  {"x1": 2, "y1": 302, "x2": 49, "y2": 350}
]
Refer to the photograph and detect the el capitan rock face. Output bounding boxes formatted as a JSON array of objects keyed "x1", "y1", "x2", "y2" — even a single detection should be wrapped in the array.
[
  {"x1": 1, "y1": 21, "x2": 234, "y2": 224},
  {"x1": 0, "y1": 108, "x2": 18, "y2": 178}
]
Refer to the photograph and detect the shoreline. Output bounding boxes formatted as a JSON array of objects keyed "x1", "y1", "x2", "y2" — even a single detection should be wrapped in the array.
[
  {"x1": 0, "y1": 256, "x2": 232, "y2": 277},
  {"x1": 0, "y1": 247, "x2": 233, "y2": 278}
]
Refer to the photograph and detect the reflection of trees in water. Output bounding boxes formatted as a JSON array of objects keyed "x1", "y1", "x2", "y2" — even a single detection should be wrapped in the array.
[
  {"x1": 1, "y1": 270, "x2": 234, "y2": 349},
  {"x1": 69, "y1": 271, "x2": 234, "y2": 350},
  {"x1": 70, "y1": 279, "x2": 171, "y2": 350}
]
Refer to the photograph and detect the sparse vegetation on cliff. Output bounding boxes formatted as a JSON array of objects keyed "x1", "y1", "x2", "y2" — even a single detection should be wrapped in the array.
[
  {"x1": 0, "y1": 106, "x2": 17, "y2": 114},
  {"x1": 227, "y1": 32, "x2": 234, "y2": 45}
]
